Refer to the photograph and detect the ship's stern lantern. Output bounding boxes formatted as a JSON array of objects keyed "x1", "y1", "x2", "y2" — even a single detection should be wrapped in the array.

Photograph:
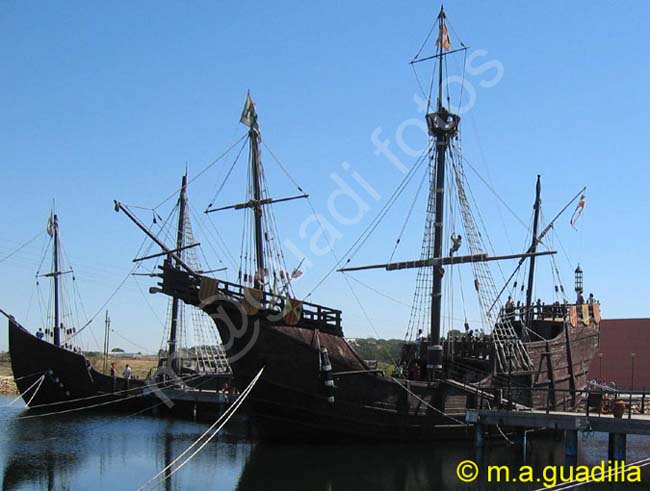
[{"x1": 574, "y1": 265, "x2": 583, "y2": 294}]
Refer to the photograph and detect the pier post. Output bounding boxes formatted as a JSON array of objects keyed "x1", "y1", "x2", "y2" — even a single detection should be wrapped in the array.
[
  {"x1": 474, "y1": 423, "x2": 486, "y2": 463},
  {"x1": 610, "y1": 433, "x2": 627, "y2": 462},
  {"x1": 608, "y1": 433, "x2": 614, "y2": 460},
  {"x1": 474, "y1": 423, "x2": 485, "y2": 448},
  {"x1": 513, "y1": 430, "x2": 528, "y2": 463},
  {"x1": 565, "y1": 429, "x2": 578, "y2": 466}
]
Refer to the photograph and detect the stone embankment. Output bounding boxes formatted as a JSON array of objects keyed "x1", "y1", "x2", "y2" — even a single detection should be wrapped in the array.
[{"x1": 0, "y1": 376, "x2": 18, "y2": 395}]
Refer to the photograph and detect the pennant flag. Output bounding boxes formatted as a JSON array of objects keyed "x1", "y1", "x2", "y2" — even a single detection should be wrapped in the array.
[
  {"x1": 291, "y1": 268, "x2": 303, "y2": 279},
  {"x1": 570, "y1": 194, "x2": 586, "y2": 229},
  {"x1": 240, "y1": 93, "x2": 258, "y2": 128},
  {"x1": 436, "y1": 23, "x2": 451, "y2": 51}
]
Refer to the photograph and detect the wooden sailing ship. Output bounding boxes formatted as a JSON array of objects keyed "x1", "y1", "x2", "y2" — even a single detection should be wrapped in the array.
[
  {"x1": 118, "y1": 7, "x2": 600, "y2": 441},
  {"x1": 4, "y1": 212, "x2": 146, "y2": 409},
  {"x1": 140, "y1": 172, "x2": 234, "y2": 417},
  {"x1": 5, "y1": 184, "x2": 233, "y2": 418}
]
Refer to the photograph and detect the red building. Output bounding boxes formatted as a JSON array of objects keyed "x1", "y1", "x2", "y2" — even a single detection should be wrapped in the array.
[{"x1": 587, "y1": 318, "x2": 650, "y2": 390}]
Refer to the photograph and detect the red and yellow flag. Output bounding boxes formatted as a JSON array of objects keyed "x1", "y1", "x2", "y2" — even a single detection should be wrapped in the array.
[{"x1": 437, "y1": 23, "x2": 451, "y2": 51}]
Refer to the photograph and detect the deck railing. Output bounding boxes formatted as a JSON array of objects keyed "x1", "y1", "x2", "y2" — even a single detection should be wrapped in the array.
[{"x1": 205, "y1": 276, "x2": 342, "y2": 330}]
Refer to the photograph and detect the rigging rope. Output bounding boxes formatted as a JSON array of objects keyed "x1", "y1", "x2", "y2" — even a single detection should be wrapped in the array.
[
  {"x1": 0, "y1": 231, "x2": 46, "y2": 264},
  {"x1": 390, "y1": 376, "x2": 466, "y2": 426},
  {"x1": 153, "y1": 134, "x2": 248, "y2": 211},
  {"x1": 306, "y1": 146, "x2": 431, "y2": 299}
]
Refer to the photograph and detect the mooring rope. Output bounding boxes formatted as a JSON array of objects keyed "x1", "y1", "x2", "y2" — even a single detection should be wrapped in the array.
[
  {"x1": 24, "y1": 374, "x2": 46, "y2": 407},
  {"x1": 4, "y1": 373, "x2": 46, "y2": 407},
  {"x1": 4, "y1": 390, "x2": 144, "y2": 422},
  {"x1": 0, "y1": 373, "x2": 205, "y2": 422},
  {"x1": 26, "y1": 372, "x2": 202, "y2": 410},
  {"x1": 137, "y1": 366, "x2": 265, "y2": 491}
]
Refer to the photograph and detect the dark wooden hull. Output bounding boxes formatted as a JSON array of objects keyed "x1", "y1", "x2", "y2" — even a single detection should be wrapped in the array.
[
  {"x1": 526, "y1": 321, "x2": 600, "y2": 409},
  {"x1": 7, "y1": 316, "x2": 232, "y2": 418},
  {"x1": 8, "y1": 317, "x2": 147, "y2": 410},
  {"x1": 193, "y1": 300, "x2": 482, "y2": 442},
  {"x1": 161, "y1": 268, "x2": 600, "y2": 441}
]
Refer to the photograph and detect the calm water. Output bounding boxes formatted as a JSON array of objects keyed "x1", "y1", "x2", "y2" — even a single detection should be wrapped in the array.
[{"x1": 1, "y1": 395, "x2": 649, "y2": 490}]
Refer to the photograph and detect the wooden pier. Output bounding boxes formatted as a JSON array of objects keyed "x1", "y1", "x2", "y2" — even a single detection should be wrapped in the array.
[{"x1": 466, "y1": 404, "x2": 650, "y2": 462}]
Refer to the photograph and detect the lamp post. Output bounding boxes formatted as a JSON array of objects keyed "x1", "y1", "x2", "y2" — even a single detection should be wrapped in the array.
[{"x1": 631, "y1": 353, "x2": 636, "y2": 391}]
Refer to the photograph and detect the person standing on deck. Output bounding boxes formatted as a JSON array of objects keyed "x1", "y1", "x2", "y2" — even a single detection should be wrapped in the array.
[
  {"x1": 110, "y1": 362, "x2": 117, "y2": 392},
  {"x1": 414, "y1": 329, "x2": 427, "y2": 362},
  {"x1": 505, "y1": 296, "x2": 515, "y2": 320},
  {"x1": 123, "y1": 364, "x2": 132, "y2": 390},
  {"x1": 35, "y1": 328, "x2": 44, "y2": 340}
]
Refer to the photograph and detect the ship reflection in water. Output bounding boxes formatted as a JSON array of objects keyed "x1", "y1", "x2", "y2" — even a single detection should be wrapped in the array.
[{"x1": 1, "y1": 397, "x2": 650, "y2": 491}]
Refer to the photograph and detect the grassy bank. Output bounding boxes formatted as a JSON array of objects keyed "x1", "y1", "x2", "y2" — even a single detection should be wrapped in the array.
[{"x1": 0, "y1": 351, "x2": 158, "y2": 382}]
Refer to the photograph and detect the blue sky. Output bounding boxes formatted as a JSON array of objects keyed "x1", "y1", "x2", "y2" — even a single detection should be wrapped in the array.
[{"x1": 1, "y1": 1, "x2": 649, "y2": 352}]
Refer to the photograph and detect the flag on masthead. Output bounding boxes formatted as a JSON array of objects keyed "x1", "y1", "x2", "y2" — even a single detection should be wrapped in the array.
[
  {"x1": 240, "y1": 93, "x2": 258, "y2": 128},
  {"x1": 436, "y1": 22, "x2": 451, "y2": 51}
]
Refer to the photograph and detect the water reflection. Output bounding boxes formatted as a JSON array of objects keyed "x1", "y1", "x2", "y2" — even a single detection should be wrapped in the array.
[
  {"x1": 236, "y1": 440, "x2": 560, "y2": 491},
  {"x1": 1, "y1": 395, "x2": 650, "y2": 491},
  {"x1": 0, "y1": 398, "x2": 251, "y2": 490},
  {"x1": 2, "y1": 411, "x2": 85, "y2": 490}
]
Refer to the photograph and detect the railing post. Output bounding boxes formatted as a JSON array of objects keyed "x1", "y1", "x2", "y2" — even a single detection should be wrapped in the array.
[
  {"x1": 628, "y1": 392, "x2": 633, "y2": 420},
  {"x1": 642, "y1": 391, "x2": 646, "y2": 415}
]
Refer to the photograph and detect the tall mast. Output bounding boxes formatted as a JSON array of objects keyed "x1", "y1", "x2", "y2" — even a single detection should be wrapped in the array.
[
  {"x1": 168, "y1": 173, "x2": 188, "y2": 367},
  {"x1": 52, "y1": 214, "x2": 61, "y2": 347},
  {"x1": 427, "y1": 6, "x2": 459, "y2": 344},
  {"x1": 250, "y1": 125, "x2": 265, "y2": 290},
  {"x1": 239, "y1": 93, "x2": 266, "y2": 290},
  {"x1": 103, "y1": 310, "x2": 110, "y2": 373},
  {"x1": 525, "y1": 175, "x2": 542, "y2": 330}
]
